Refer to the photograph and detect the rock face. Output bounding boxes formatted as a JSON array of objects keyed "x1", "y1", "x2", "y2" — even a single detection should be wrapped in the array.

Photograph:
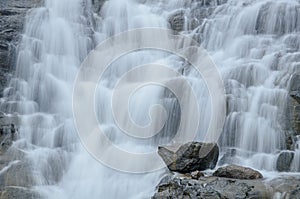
[
  {"x1": 213, "y1": 165, "x2": 263, "y2": 180},
  {"x1": 0, "y1": 0, "x2": 42, "y2": 96},
  {"x1": 152, "y1": 174, "x2": 270, "y2": 199},
  {"x1": 158, "y1": 142, "x2": 219, "y2": 173},
  {"x1": 284, "y1": 72, "x2": 300, "y2": 151}
]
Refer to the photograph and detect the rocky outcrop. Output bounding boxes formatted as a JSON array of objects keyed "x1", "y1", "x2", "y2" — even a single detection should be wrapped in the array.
[
  {"x1": 288, "y1": 73, "x2": 300, "y2": 136},
  {"x1": 153, "y1": 173, "x2": 300, "y2": 199},
  {"x1": 213, "y1": 165, "x2": 263, "y2": 180},
  {"x1": 282, "y1": 72, "x2": 300, "y2": 153},
  {"x1": 158, "y1": 142, "x2": 219, "y2": 173},
  {"x1": 152, "y1": 174, "x2": 270, "y2": 199},
  {"x1": 0, "y1": 0, "x2": 42, "y2": 96}
]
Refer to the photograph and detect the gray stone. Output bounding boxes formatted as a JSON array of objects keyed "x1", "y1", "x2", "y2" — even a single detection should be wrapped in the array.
[
  {"x1": 153, "y1": 174, "x2": 300, "y2": 199},
  {"x1": 0, "y1": 186, "x2": 41, "y2": 199},
  {"x1": 276, "y1": 151, "x2": 294, "y2": 172},
  {"x1": 213, "y1": 165, "x2": 263, "y2": 179},
  {"x1": 0, "y1": 0, "x2": 42, "y2": 96},
  {"x1": 92, "y1": 0, "x2": 107, "y2": 13},
  {"x1": 152, "y1": 174, "x2": 270, "y2": 199},
  {"x1": 268, "y1": 176, "x2": 300, "y2": 199},
  {"x1": 0, "y1": 161, "x2": 37, "y2": 187},
  {"x1": 168, "y1": 10, "x2": 185, "y2": 32},
  {"x1": 158, "y1": 142, "x2": 219, "y2": 173}
]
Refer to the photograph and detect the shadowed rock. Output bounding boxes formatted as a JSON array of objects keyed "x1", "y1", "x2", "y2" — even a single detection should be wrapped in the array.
[
  {"x1": 276, "y1": 151, "x2": 294, "y2": 172},
  {"x1": 158, "y1": 142, "x2": 219, "y2": 173},
  {"x1": 213, "y1": 165, "x2": 263, "y2": 180}
]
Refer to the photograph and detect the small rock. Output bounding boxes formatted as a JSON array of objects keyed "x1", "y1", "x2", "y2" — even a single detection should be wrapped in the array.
[
  {"x1": 158, "y1": 142, "x2": 219, "y2": 173},
  {"x1": 213, "y1": 165, "x2": 263, "y2": 179},
  {"x1": 190, "y1": 170, "x2": 204, "y2": 179}
]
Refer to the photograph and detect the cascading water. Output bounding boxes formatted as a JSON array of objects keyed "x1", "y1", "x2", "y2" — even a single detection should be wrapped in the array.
[
  {"x1": 199, "y1": 0, "x2": 300, "y2": 171},
  {"x1": 1, "y1": 0, "x2": 300, "y2": 198}
]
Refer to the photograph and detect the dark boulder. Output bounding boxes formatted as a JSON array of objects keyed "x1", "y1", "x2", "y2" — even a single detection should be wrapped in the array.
[
  {"x1": 158, "y1": 142, "x2": 219, "y2": 173},
  {"x1": 213, "y1": 165, "x2": 263, "y2": 179},
  {"x1": 276, "y1": 151, "x2": 294, "y2": 172}
]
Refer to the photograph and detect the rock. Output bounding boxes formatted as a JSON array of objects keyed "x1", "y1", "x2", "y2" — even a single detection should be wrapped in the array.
[
  {"x1": 0, "y1": 0, "x2": 42, "y2": 96},
  {"x1": 213, "y1": 165, "x2": 263, "y2": 179},
  {"x1": 168, "y1": 10, "x2": 185, "y2": 32},
  {"x1": 0, "y1": 186, "x2": 41, "y2": 199},
  {"x1": 268, "y1": 176, "x2": 300, "y2": 199},
  {"x1": 285, "y1": 72, "x2": 300, "y2": 150},
  {"x1": 152, "y1": 174, "x2": 270, "y2": 199},
  {"x1": 0, "y1": 119, "x2": 19, "y2": 154},
  {"x1": 92, "y1": 0, "x2": 107, "y2": 13},
  {"x1": 158, "y1": 142, "x2": 219, "y2": 173},
  {"x1": 0, "y1": 161, "x2": 37, "y2": 187},
  {"x1": 153, "y1": 174, "x2": 300, "y2": 199},
  {"x1": 190, "y1": 170, "x2": 204, "y2": 179},
  {"x1": 276, "y1": 151, "x2": 294, "y2": 172}
]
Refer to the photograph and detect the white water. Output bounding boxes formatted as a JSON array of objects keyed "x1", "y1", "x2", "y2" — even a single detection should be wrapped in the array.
[{"x1": 1, "y1": 0, "x2": 300, "y2": 198}]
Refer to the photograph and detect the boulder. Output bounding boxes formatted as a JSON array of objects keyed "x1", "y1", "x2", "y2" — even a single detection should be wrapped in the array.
[
  {"x1": 158, "y1": 142, "x2": 219, "y2": 173},
  {"x1": 213, "y1": 165, "x2": 263, "y2": 179},
  {"x1": 276, "y1": 151, "x2": 294, "y2": 172}
]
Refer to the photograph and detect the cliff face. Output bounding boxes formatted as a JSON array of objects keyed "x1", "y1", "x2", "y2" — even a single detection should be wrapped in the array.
[{"x1": 0, "y1": 0, "x2": 42, "y2": 95}]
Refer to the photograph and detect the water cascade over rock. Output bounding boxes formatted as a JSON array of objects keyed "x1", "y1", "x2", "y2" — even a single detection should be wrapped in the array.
[{"x1": 0, "y1": 0, "x2": 300, "y2": 198}]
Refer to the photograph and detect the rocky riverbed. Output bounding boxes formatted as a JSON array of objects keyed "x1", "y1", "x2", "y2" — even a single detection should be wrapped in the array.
[{"x1": 154, "y1": 142, "x2": 300, "y2": 199}]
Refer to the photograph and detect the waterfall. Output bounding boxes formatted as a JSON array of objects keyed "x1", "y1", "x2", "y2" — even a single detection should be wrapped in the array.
[
  {"x1": 1, "y1": 0, "x2": 300, "y2": 198},
  {"x1": 198, "y1": 0, "x2": 300, "y2": 171}
]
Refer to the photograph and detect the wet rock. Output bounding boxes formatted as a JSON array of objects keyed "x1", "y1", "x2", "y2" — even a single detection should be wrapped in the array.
[
  {"x1": 92, "y1": 0, "x2": 107, "y2": 13},
  {"x1": 0, "y1": 0, "x2": 42, "y2": 95},
  {"x1": 276, "y1": 151, "x2": 294, "y2": 172},
  {"x1": 168, "y1": 10, "x2": 185, "y2": 32},
  {"x1": 0, "y1": 186, "x2": 41, "y2": 199},
  {"x1": 152, "y1": 174, "x2": 270, "y2": 199},
  {"x1": 190, "y1": 170, "x2": 204, "y2": 179},
  {"x1": 268, "y1": 176, "x2": 300, "y2": 199},
  {"x1": 285, "y1": 72, "x2": 300, "y2": 150},
  {"x1": 0, "y1": 124, "x2": 18, "y2": 154},
  {"x1": 158, "y1": 142, "x2": 219, "y2": 173},
  {"x1": 288, "y1": 73, "x2": 300, "y2": 135},
  {"x1": 213, "y1": 165, "x2": 263, "y2": 179},
  {"x1": 0, "y1": 161, "x2": 36, "y2": 187}
]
